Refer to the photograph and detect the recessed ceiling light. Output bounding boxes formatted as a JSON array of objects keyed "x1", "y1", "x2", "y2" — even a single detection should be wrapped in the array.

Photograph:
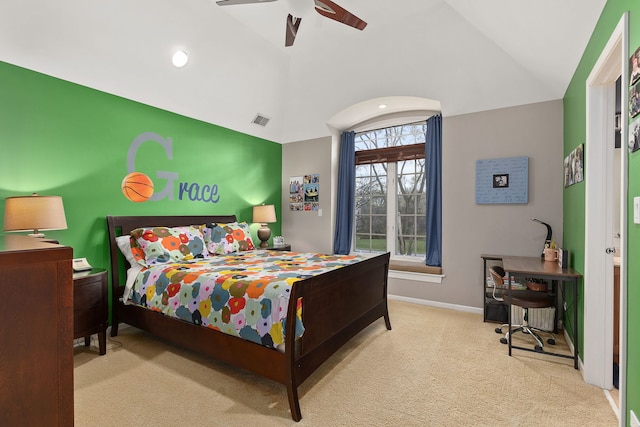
[
  {"x1": 172, "y1": 50, "x2": 188, "y2": 68},
  {"x1": 378, "y1": 104, "x2": 387, "y2": 109}
]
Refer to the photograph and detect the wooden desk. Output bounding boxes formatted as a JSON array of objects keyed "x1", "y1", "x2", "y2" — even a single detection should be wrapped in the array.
[{"x1": 502, "y1": 256, "x2": 582, "y2": 369}]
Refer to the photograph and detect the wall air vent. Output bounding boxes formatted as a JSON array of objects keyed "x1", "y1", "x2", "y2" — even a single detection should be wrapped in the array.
[{"x1": 252, "y1": 114, "x2": 270, "y2": 127}]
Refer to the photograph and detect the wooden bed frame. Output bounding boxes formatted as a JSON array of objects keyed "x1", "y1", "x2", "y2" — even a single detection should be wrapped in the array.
[{"x1": 106, "y1": 215, "x2": 391, "y2": 421}]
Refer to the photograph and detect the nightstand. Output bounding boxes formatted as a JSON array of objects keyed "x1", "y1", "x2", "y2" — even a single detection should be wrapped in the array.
[
  {"x1": 73, "y1": 268, "x2": 108, "y2": 355},
  {"x1": 266, "y1": 244, "x2": 292, "y2": 251}
]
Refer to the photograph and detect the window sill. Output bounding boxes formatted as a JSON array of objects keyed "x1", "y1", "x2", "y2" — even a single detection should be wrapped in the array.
[{"x1": 389, "y1": 260, "x2": 444, "y2": 283}]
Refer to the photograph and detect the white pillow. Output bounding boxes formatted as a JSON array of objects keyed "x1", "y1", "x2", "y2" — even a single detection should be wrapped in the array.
[
  {"x1": 116, "y1": 235, "x2": 136, "y2": 266},
  {"x1": 116, "y1": 234, "x2": 144, "y2": 304}
]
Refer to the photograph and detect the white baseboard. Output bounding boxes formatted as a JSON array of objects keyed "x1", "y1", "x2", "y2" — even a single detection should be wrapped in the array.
[{"x1": 388, "y1": 294, "x2": 483, "y2": 315}]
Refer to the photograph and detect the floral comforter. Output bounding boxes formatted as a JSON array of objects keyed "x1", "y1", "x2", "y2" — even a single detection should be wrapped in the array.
[{"x1": 127, "y1": 250, "x2": 365, "y2": 351}]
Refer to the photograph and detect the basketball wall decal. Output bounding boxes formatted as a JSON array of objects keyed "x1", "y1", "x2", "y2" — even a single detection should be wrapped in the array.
[{"x1": 122, "y1": 172, "x2": 154, "y2": 202}]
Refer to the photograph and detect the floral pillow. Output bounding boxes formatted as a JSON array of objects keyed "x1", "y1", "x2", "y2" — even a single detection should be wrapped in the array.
[
  {"x1": 207, "y1": 221, "x2": 255, "y2": 255},
  {"x1": 130, "y1": 225, "x2": 209, "y2": 267}
]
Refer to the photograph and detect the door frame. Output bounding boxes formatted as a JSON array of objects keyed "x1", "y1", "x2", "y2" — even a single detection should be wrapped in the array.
[{"x1": 584, "y1": 12, "x2": 628, "y2": 423}]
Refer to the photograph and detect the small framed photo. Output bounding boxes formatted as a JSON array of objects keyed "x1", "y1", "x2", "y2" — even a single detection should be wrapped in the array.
[
  {"x1": 564, "y1": 144, "x2": 584, "y2": 187},
  {"x1": 631, "y1": 81, "x2": 640, "y2": 119},
  {"x1": 492, "y1": 174, "x2": 509, "y2": 188},
  {"x1": 630, "y1": 46, "x2": 640, "y2": 86},
  {"x1": 629, "y1": 117, "x2": 640, "y2": 153}
]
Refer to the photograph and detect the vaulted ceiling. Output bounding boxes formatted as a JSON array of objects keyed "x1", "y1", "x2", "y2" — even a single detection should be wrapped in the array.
[{"x1": 0, "y1": 0, "x2": 607, "y2": 143}]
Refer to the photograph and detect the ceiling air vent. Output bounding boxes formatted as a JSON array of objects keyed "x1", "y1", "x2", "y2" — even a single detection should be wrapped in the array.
[{"x1": 252, "y1": 114, "x2": 270, "y2": 127}]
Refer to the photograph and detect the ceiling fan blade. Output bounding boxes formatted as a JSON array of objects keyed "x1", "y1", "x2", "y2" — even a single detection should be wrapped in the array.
[
  {"x1": 285, "y1": 14, "x2": 302, "y2": 47},
  {"x1": 216, "y1": 0, "x2": 277, "y2": 6},
  {"x1": 314, "y1": 0, "x2": 367, "y2": 30}
]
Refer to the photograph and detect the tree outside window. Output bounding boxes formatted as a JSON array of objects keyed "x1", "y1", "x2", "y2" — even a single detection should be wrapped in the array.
[{"x1": 354, "y1": 122, "x2": 427, "y2": 258}]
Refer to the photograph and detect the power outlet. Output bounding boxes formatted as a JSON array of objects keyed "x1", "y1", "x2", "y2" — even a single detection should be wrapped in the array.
[{"x1": 631, "y1": 410, "x2": 640, "y2": 427}]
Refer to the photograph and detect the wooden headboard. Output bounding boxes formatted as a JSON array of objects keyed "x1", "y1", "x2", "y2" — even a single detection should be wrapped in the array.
[{"x1": 106, "y1": 214, "x2": 237, "y2": 298}]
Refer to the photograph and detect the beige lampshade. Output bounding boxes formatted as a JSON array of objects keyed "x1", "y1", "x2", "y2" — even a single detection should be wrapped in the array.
[
  {"x1": 3, "y1": 193, "x2": 68, "y2": 237},
  {"x1": 253, "y1": 204, "x2": 276, "y2": 224}
]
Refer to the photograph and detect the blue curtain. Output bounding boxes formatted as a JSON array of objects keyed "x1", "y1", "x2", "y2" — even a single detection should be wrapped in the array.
[
  {"x1": 333, "y1": 131, "x2": 356, "y2": 254},
  {"x1": 425, "y1": 114, "x2": 442, "y2": 266}
]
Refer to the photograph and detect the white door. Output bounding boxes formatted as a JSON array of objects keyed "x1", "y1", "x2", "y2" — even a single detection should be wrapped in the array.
[{"x1": 584, "y1": 12, "x2": 628, "y2": 423}]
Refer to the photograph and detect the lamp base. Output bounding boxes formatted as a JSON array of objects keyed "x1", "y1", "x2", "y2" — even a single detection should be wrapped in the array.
[
  {"x1": 257, "y1": 224, "x2": 271, "y2": 248},
  {"x1": 27, "y1": 233, "x2": 45, "y2": 238}
]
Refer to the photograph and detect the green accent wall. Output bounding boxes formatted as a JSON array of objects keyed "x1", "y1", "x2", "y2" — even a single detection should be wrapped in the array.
[
  {"x1": 564, "y1": 0, "x2": 639, "y2": 423},
  {"x1": 0, "y1": 60, "x2": 282, "y2": 313}
]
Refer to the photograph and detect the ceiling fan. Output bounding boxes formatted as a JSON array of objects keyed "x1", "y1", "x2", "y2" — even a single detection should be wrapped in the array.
[{"x1": 216, "y1": 0, "x2": 367, "y2": 47}]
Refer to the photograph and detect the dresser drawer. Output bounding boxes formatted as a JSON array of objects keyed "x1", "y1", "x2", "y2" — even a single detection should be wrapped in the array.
[
  {"x1": 74, "y1": 280, "x2": 103, "y2": 308},
  {"x1": 74, "y1": 308, "x2": 105, "y2": 336}
]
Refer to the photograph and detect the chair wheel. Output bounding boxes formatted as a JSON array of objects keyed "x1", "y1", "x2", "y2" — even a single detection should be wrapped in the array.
[
  {"x1": 535, "y1": 345, "x2": 544, "y2": 352},
  {"x1": 495, "y1": 327, "x2": 502, "y2": 334},
  {"x1": 547, "y1": 338, "x2": 556, "y2": 345},
  {"x1": 500, "y1": 337, "x2": 507, "y2": 345}
]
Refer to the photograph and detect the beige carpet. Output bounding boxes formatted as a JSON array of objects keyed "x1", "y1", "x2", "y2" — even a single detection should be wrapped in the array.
[{"x1": 74, "y1": 300, "x2": 617, "y2": 426}]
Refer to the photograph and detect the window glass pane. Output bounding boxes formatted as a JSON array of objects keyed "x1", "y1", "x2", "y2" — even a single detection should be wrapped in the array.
[
  {"x1": 355, "y1": 234, "x2": 372, "y2": 252},
  {"x1": 354, "y1": 158, "x2": 387, "y2": 254},
  {"x1": 372, "y1": 237, "x2": 387, "y2": 252},
  {"x1": 371, "y1": 176, "x2": 387, "y2": 193},
  {"x1": 398, "y1": 216, "x2": 415, "y2": 236},
  {"x1": 372, "y1": 163, "x2": 387, "y2": 176},
  {"x1": 416, "y1": 237, "x2": 426, "y2": 256},
  {"x1": 355, "y1": 196, "x2": 370, "y2": 216},
  {"x1": 395, "y1": 157, "x2": 425, "y2": 257},
  {"x1": 399, "y1": 160, "x2": 417, "y2": 174},
  {"x1": 355, "y1": 176, "x2": 370, "y2": 189},
  {"x1": 417, "y1": 195, "x2": 427, "y2": 214},
  {"x1": 355, "y1": 164, "x2": 371, "y2": 177},
  {"x1": 396, "y1": 235, "x2": 415, "y2": 256},
  {"x1": 367, "y1": 236, "x2": 387, "y2": 252},
  {"x1": 397, "y1": 195, "x2": 416, "y2": 215},
  {"x1": 355, "y1": 215, "x2": 370, "y2": 234},
  {"x1": 355, "y1": 234, "x2": 386, "y2": 253},
  {"x1": 371, "y1": 196, "x2": 386, "y2": 214},
  {"x1": 371, "y1": 215, "x2": 386, "y2": 236},
  {"x1": 417, "y1": 215, "x2": 427, "y2": 235},
  {"x1": 398, "y1": 174, "x2": 416, "y2": 192}
]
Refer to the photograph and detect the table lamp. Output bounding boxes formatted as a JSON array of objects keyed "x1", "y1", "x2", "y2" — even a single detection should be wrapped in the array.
[
  {"x1": 3, "y1": 193, "x2": 68, "y2": 238},
  {"x1": 253, "y1": 204, "x2": 276, "y2": 248},
  {"x1": 531, "y1": 218, "x2": 552, "y2": 258}
]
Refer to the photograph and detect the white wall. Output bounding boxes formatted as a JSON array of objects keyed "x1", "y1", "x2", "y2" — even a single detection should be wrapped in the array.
[
  {"x1": 281, "y1": 136, "x2": 334, "y2": 254},
  {"x1": 393, "y1": 100, "x2": 564, "y2": 308},
  {"x1": 282, "y1": 100, "x2": 564, "y2": 309}
]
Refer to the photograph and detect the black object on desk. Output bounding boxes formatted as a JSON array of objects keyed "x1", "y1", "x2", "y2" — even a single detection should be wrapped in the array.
[
  {"x1": 531, "y1": 218, "x2": 552, "y2": 258},
  {"x1": 502, "y1": 256, "x2": 582, "y2": 369}
]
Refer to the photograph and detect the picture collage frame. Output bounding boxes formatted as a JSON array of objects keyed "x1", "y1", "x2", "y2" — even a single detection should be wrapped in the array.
[
  {"x1": 629, "y1": 45, "x2": 640, "y2": 152},
  {"x1": 289, "y1": 174, "x2": 319, "y2": 211}
]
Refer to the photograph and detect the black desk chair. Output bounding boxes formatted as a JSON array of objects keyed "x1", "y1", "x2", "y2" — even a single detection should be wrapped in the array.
[{"x1": 490, "y1": 267, "x2": 556, "y2": 351}]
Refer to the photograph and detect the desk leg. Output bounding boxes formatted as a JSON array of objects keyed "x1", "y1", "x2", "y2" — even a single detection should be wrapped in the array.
[
  {"x1": 483, "y1": 258, "x2": 487, "y2": 322},
  {"x1": 573, "y1": 278, "x2": 578, "y2": 369},
  {"x1": 507, "y1": 272, "x2": 512, "y2": 356}
]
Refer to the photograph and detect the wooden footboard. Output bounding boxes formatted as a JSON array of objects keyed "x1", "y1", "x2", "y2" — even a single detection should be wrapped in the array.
[
  {"x1": 285, "y1": 252, "x2": 391, "y2": 420},
  {"x1": 107, "y1": 215, "x2": 391, "y2": 421}
]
